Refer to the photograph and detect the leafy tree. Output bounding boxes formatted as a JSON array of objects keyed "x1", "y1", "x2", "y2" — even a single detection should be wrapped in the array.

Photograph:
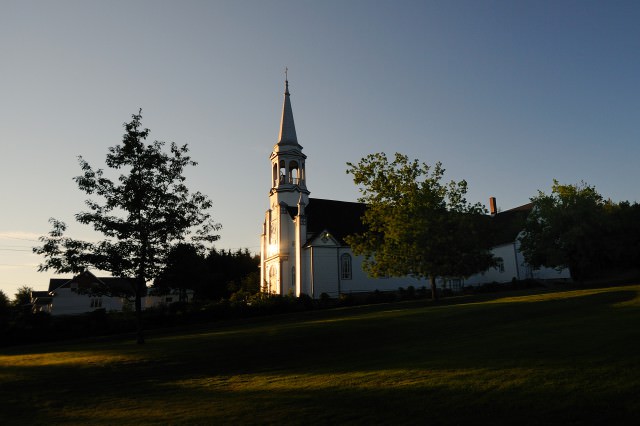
[
  {"x1": 0, "y1": 290, "x2": 10, "y2": 324},
  {"x1": 603, "y1": 201, "x2": 640, "y2": 271},
  {"x1": 521, "y1": 180, "x2": 640, "y2": 281},
  {"x1": 203, "y1": 249, "x2": 259, "y2": 300},
  {"x1": 346, "y1": 152, "x2": 495, "y2": 300},
  {"x1": 239, "y1": 270, "x2": 261, "y2": 294},
  {"x1": 12, "y1": 286, "x2": 33, "y2": 307},
  {"x1": 153, "y1": 243, "x2": 210, "y2": 301},
  {"x1": 34, "y1": 110, "x2": 221, "y2": 343},
  {"x1": 0, "y1": 290, "x2": 9, "y2": 307},
  {"x1": 519, "y1": 180, "x2": 607, "y2": 281},
  {"x1": 154, "y1": 247, "x2": 260, "y2": 301}
]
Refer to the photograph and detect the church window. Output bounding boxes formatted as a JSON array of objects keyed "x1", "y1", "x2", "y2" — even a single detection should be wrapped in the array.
[
  {"x1": 279, "y1": 161, "x2": 286, "y2": 184},
  {"x1": 341, "y1": 253, "x2": 352, "y2": 280},
  {"x1": 289, "y1": 161, "x2": 299, "y2": 185},
  {"x1": 268, "y1": 265, "x2": 278, "y2": 293},
  {"x1": 273, "y1": 163, "x2": 278, "y2": 187},
  {"x1": 269, "y1": 220, "x2": 278, "y2": 245},
  {"x1": 496, "y1": 259, "x2": 505, "y2": 273}
]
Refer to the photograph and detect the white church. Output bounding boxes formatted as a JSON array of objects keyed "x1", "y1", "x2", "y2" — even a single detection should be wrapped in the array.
[{"x1": 259, "y1": 80, "x2": 569, "y2": 298}]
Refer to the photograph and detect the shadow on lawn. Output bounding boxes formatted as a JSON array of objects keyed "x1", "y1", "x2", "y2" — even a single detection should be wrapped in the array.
[{"x1": 1, "y1": 287, "x2": 639, "y2": 425}]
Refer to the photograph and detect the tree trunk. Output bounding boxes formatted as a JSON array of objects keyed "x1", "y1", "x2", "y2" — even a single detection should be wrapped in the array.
[
  {"x1": 430, "y1": 276, "x2": 438, "y2": 301},
  {"x1": 135, "y1": 279, "x2": 145, "y2": 344}
]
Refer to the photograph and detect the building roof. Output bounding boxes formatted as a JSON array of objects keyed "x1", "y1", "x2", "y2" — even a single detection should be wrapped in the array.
[
  {"x1": 276, "y1": 79, "x2": 300, "y2": 147},
  {"x1": 286, "y1": 198, "x2": 367, "y2": 245},
  {"x1": 48, "y1": 270, "x2": 138, "y2": 296},
  {"x1": 287, "y1": 198, "x2": 532, "y2": 248},
  {"x1": 488, "y1": 203, "x2": 534, "y2": 246},
  {"x1": 30, "y1": 290, "x2": 53, "y2": 305},
  {"x1": 48, "y1": 279, "x2": 70, "y2": 292}
]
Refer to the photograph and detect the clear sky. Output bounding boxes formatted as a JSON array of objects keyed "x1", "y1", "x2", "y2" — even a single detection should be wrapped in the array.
[{"x1": 1, "y1": 0, "x2": 639, "y2": 298}]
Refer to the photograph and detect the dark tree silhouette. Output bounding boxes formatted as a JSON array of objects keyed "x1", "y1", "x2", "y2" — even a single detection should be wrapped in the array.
[
  {"x1": 153, "y1": 247, "x2": 259, "y2": 300},
  {"x1": 520, "y1": 180, "x2": 640, "y2": 281},
  {"x1": 34, "y1": 110, "x2": 221, "y2": 343}
]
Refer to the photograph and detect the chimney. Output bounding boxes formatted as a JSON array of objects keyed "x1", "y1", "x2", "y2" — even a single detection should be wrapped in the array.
[{"x1": 489, "y1": 197, "x2": 497, "y2": 216}]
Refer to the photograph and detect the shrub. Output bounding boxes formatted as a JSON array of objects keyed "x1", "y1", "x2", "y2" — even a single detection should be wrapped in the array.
[
  {"x1": 338, "y1": 293, "x2": 355, "y2": 306},
  {"x1": 319, "y1": 292, "x2": 331, "y2": 308},
  {"x1": 366, "y1": 290, "x2": 396, "y2": 304}
]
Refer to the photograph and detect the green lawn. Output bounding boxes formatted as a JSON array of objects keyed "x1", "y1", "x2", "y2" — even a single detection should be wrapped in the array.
[{"x1": 1, "y1": 285, "x2": 639, "y2": 425}]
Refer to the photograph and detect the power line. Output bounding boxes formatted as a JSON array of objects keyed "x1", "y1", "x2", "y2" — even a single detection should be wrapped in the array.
[
  {"x1": 0, "y1": 234, "x2": 40, "y2": 242},
  {"x1": 0, "y1": 264, "x2": 37, "y2": 267}
]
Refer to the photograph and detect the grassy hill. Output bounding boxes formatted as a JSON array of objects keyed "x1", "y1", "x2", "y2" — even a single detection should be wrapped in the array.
[{"x1": 1, "y1": 285, "x2": 639, "y2": 425}]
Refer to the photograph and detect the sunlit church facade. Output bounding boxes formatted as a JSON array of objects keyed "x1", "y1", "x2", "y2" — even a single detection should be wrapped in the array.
[
  {"x1": 259, "y1": 80, "x2": 569, "y2": 298},
  {"x1": 259, "y1": 80, "x2": 424, "y2": 298}
]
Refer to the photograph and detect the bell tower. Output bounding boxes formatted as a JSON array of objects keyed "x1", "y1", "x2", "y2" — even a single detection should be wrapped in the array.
[
  {"x1": 268, "y1": 77, "x2": 309, "y2": 209},
  {"x1": 260, "y1": 76, "x2": 309, "y2": 296}
]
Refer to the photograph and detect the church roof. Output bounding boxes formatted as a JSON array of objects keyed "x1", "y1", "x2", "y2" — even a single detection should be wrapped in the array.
[
  {"x1": 277, "y1": 79, "x2": 300, "y2": 147},
  {"x1": 487, "y1": 203, "x2": 534, "y2": 246},
  {"x1": 287, "y1": 198, "x2": 367, "y2": 246},
  {"x1": 287, "y1": 198, "x2": 532, "y2": 248}
]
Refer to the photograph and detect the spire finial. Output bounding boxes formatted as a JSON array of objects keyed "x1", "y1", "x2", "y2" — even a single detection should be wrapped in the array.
[
  {"x1": 284, "y1": 67, "x2": 289, "y2": 94},
  {"x1": 277, "y1": 69, "x2": 298, "y2": 146}
]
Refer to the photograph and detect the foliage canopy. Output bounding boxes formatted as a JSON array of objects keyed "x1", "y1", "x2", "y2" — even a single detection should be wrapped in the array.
[
  {"x1": 34, "y1": 110, "x2": 221, "y2": 342},
  {"x1": 520, "y1": 180, "x2": 640, "y2": 281},
  {"x1": 346, "y1": 152, "x2": 495, "y2": 298}
]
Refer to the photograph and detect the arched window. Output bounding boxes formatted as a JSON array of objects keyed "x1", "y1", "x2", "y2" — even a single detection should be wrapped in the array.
[
  {"x1": 268, "y1": 265, "x2": 278, "y2": 293},
  {"x1": 272, "y1": 163, "x2": 278, "y2": 187},
  {"x1": 341, "y1": 253, "x2": 352, "y2": 280},
  {"x1": 279, "y1": 160, "x2": 286, "y2": 184},
  {"x1": 289, "y1": 161, "x2": 299, "y2": 185}
]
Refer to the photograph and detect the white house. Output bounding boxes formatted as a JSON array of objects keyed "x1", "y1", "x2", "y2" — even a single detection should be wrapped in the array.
[
  {"x1": 34, "y1": 270, "x2": 188, "y2": 316},
  {"x1": 464, "y1": 203, "x2": 570, "y2": 286},
  {"x1": 260, "y1": 79, "x2": 569, "y2": 298}
]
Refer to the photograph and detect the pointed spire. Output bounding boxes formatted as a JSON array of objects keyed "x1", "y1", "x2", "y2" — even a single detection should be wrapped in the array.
[{"x1": 277, "y1": 72, "x2": 299, "y2": 146}]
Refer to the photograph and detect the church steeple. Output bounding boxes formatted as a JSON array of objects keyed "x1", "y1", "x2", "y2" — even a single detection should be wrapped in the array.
[
  {"x1": 269, "y1": 74, "x2": 309, "y2": 208},
  {"x1": 277, "y1": 76, "x2": 299, "y2": 147}
]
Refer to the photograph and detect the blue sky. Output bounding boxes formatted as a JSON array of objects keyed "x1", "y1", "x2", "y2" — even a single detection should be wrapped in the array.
[{"x1": 1, "y1": 0, "x2": 639, "y2": 298}]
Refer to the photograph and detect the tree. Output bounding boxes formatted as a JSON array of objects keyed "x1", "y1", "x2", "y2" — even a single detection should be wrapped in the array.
[
  {"x1": 0, "y1": 290, "x2": 10, "y2": 323},
  {"x1": 12, "y1": 286, "x2": 33, "y2": 307},
  {"x1": 520, "y1": 180, "x2": 640, "y2": 282},
  {"x1": 345, "y1": 152, "x2": 495, "y2": 300},
  {"x1": 519, "y1": 180, "x2": 607, "y2": 281},
  {"x1": 152, "y1": 243, "x2": 209, "y2": 301},
  {"x1": 153, "y1": 247, "x2": 260, "y2": 301},
  {"x1": 203, "y1": 248, "x2": 259, "y2": 300},
  {"x1": 605, "y1": 201, "x2": 640, "y2": 271},
  {"x1": 34, "y1": 110, "x2": 221, "y2": 343}
]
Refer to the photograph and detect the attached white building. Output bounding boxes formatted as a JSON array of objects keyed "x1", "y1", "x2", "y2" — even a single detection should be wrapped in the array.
[{"x1": 464, "y1": 203, "x2": 570, "y2": 286}]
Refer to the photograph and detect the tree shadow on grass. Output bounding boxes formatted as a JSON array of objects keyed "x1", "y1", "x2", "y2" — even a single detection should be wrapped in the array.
[{"x1": 1, "y1": 288, "x2": 639, "y2": 425}]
